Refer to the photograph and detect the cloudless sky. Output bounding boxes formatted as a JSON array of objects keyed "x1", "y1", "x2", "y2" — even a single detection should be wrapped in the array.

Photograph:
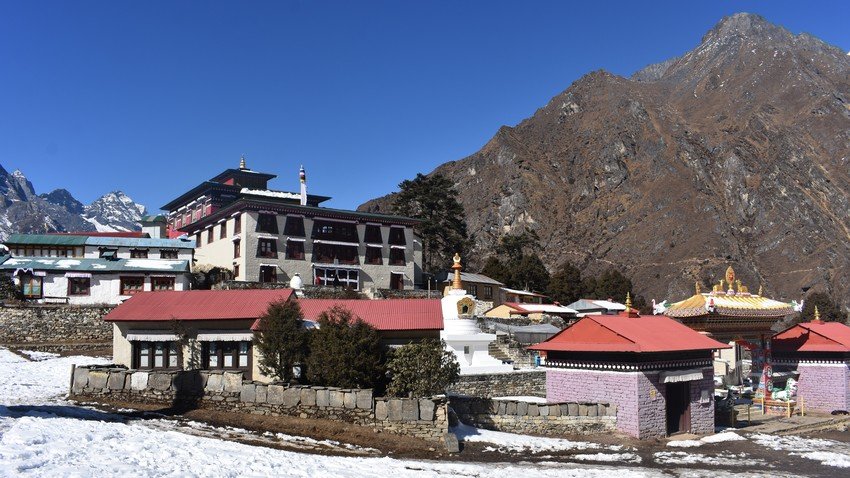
[{"x1": 1, "y1": 1, "x2": 848, "y2": 213}]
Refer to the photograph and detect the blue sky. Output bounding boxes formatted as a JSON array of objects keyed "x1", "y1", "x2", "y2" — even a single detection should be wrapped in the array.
[{"x1": 1, "y1": 1, "x2": 848, "y2": 213}]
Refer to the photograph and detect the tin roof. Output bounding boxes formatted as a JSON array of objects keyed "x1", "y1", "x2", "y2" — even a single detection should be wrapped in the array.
[
  {"x1": 104, "y1": 289, "x2": 294, "y2": 322},
  {"x1": 3, "y1": 233, "x2": 194, "y2": 249},
  {"x1": 284, "y1": 298, "x2": 444, "y2": 331},
  {"x1": 4, "y1": 234, "x2": 88, "y2": 246},
  {"x1": 665, "y1": 292, "x2": 794, "y2": 318},
  {"x1": 528, "y1": 311, "x2": 730, "y2": 353},
  {"x1": 436, "y1": 271, "x2": 504, "y2": 286},
  {"x1": 0, "y1": 257, "x2": 190, "y2": 274},
  {"x1": 84, "y1": 236, "x2": 195, "y2": 249},
  {"x1": 773, "y1": 321, "x2": 850, "y2": 353},
  {"x1": 502, "y1": 302, "x2": 578, "y2": 315}
]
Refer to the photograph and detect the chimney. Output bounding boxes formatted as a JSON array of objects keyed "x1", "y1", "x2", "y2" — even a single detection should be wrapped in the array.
[{"x1": 299, "y1": 165, "x2": 307, "y2": 206}]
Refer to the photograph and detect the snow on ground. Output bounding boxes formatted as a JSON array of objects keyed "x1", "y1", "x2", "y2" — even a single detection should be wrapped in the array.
[
  {"x1": 16, "y1": 351, "x2": 60, "y2": 362},
  {"x1": 491, "y1": 396, "x2": 549, "y2": 404},
  {"x1": 750, "y1": 433, "x2": 850, "y2": 468},
  {"x1": 667, "y1": 431, "x2": 746, "y2": 448},
  {"x1": 571, "y1": 452, "x2": 642, "y2": 463},
  {"x1": 654, "y1": 451, "x2": 765, "y2": 467},
  {"x1": 0, "y1": 349, "x2": 110, "y2": 405},
  {"x1": 452, "y1": 422, "x2": 623, "y2": 453}
]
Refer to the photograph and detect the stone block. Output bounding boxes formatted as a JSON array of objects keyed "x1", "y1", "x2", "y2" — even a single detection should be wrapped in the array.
[
  {"x1": 107, "y1": 371, "x2": 126, "y2": 390},
  {"x1": 607, "y1": 404, "x2": 618, "y2": 417},
  {"x1": 443, "y1": 433, "x2": 460, "y2": 453},
  {"x1": 283, "y1": 387, "x2": 301, "y2": 407},
  {"x1": 88, "y1": 370, "x2": 108, "y2": 390},
  {"x1": 344, "y1": 391, "x2": 357, "y2": 409},
  {"x1": 240, "y1": 383, "x2": 256, "y2": 403},
  {"x1": 597, "y1": 404, "x2": 607, "y2": 416},
  {"x1": 506, "y1": 401, "x2": 517, "y2": 415},
  {"x1": 255, "y1": 385, "x2": 267, "y2": 403},
  {"x1": 548, "y1": 404, "x2": 560, "y2": 416},
  {"x1": 356, "y1": 390, "x2": 373, "y2": 410},
  {"x1": 130, "y1": 371, "x2": 149, "y2": 391},
  {"x1": 578, "y1": 403, "x2": 588, "y2": 416},
  {"x1": 528, "y1": 404, "x2": 539, "y2": 416},
  {"x1": 498, "y1": 401, "x2": 507, "y2": 414},
  {"x1": 205, "y1": 373, "x2": 224, "y2": 392},
  {"x1": 223, "y1": 372, "x2": 242, "y2": 392},
  {"x1": 586, "y1": 404, "x2": 598, "y2": 417},
  {"x1": 330, "y1": 390, "x2": 345, "y2": 408},
  {"x1": 419, "y1": 399, "x2": 436, "y2": 421},
  {"x1": 316, "y1": 388, "x2": 330, "y2": 407},
  {"x1": 387, "y1": 399, "x2": 403, "y2": 421},
  {"x1": 149, "y1": 373, "x2": 172, "y2": 391},
  {"x1": 72, "y1": 368, "x2": 89, "y2": 392},
  {"x1": 267, "y1": 385, "x2": 285, "y2": 405},
  {"x1": 401, "y1": 399, "x2": 419, "y2": 421},
  {"x1": 375, "y1": 400, "x2": 388, "y2": 420},
  {"x1": 538, "y1": 405, "x2": 548, "y2": 416},
  {"x1": 300, "y1": 387, "x2": 317, "y2": 407},
  {"x1": 567, "y1": 403, "x2": 579, "y2": 416}
]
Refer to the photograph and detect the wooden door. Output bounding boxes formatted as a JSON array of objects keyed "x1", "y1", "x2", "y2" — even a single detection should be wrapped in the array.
[{"x1": 665, "y1": 381, "x2": 691, "y2": 435}]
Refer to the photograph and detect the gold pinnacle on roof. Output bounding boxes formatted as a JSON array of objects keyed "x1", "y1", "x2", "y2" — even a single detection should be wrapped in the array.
[
  {"x1": 625, "y1": 292, "x2": 632, "y2": 311},
  {"x1": 451, "y1": 253, "x2": 463, "y2": 290},
  {"x1": 695, "y1": 281, "x2": 701, "y2": 294},
  {"x1": 725, "y1": 266, "x2": 736, "y2": 286},
  {"x1": 239, "y1": 155, "x2": 247, "y2": 170},
  {"x1": 736, "y1": 279, "x2": 742, "y2": 293},
  {"x1": 814, "y1": 305, "x2": 821, "y2": 322},
  {"x1": 758, "y1": 284, "x2": 763, "y2": 296}
]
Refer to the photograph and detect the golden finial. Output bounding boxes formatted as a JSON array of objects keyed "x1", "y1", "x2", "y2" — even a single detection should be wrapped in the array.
[
  {"x1": 713, "y1": 284, "x2": 719, "y2": 293},
  {"x1": 758, "y1": 284, "x2": 763, "y2": 296},
  {"x1": 725, "y1": 266, "x2": 736, "y2": 285},
  {"x1": 451, "y1": 253, "x2": 463, "y2": 290},
  {"x1": 239, "y1": 154, "x2": 247, "y2": 170},
  {"x1": 736, "y1": 279, "x2": 742, "y2": 293},
  {"x1": 695, "y1": 281, "x2": 701, "y2": 295},
  {"x1": 719, "y1": 279, "x2": 725, "y2": 291},
  {"x1": 814, "y1": 306, "x2": 821, "y2": 322},
  {"x1": 625, "y1": 292, "x2": 632, "y2": 311}
]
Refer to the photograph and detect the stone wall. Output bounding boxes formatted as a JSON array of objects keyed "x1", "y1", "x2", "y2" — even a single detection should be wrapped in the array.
[
  {"x1": 451, "y1": 396, "x2": 615, "y2": 436},
  {"x1": 448, "y1": 370, "x2": 546, "y2": 398},
  {"x1": 796, "y1": 362, "x2": 850, "y2": 413},
  {"x1": 0, "y1": 304, "x2": 113, "y2": 345},
  {"x1": 70, "y1": 366, "x2": 449, "y2": 443}
]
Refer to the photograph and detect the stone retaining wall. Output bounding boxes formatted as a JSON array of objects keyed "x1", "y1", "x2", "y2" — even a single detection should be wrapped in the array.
[
  {"x1": 447, "y1": 370, "x2": 546, "y2": 398},
  {"x1": 70, "y1": 365, "x2": 448, "y2": 443},
  {"x1": 451, "y1": 396, "x2": 616, "y2": 436},
  {"x1": 0, "y1": 304, "x2": 113, "y2": 344}
]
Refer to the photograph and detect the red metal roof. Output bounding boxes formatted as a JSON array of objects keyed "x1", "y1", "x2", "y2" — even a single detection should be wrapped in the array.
[
  {"x1": 104, "y1": 289, "x2": 294, "y2": 322},
  {"x1": 284, "y1": 298, "x2": 443, "y2": 331},
  {"x1": 48, "y1": 231, "x2": 150, "y2": 238},
  {"x1": 773, "y1": 321, "x2": 850, "y2": 353},
  {"x1": 528, "y1": 311, "x2": 730, "y2": 353}
]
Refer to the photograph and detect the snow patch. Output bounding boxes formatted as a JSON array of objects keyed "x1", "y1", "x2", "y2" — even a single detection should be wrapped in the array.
[
  {"x1": 751, "y1": 433, "x2": 850, "y2": 468},
  {"x1": 667, "y1": 431, "x2": 745, "y2": 448},
  {"x1": 452, "y1": 422, "x2": 622, "y2": 453}
]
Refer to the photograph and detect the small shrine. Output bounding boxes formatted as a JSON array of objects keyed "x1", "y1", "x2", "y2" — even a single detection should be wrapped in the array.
[
  {"x1": 529, "y1": 294, "x2": 729, "y2": 438},
  {"x1": 664, "y1": 266, "x2": 795, "y2": 383},
  {"x1": 771, "y1": 308, "x2": 850, "y2": 414},
  {"x1": 441, "y1": 254, "x2": 514, "y2": 375}
]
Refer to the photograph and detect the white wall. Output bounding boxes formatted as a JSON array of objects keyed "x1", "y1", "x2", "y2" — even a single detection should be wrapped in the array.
[{"x1": 35, "y1": 273, "x2": 189, "y2": 305}]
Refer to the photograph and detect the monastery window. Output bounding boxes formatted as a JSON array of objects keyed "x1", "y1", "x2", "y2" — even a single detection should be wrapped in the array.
[
  {"x1": 233, "y1": 240, "x2": 241, "y2": 258},
  {"x1": 365, "y1": 246, "x2": 382, "y2": 265},
  {"x1": 388, "y1": 227, "x2": 406, "y2": 246},
  {"x1": 259, "y1": 265, "x2": 277, "y2": 283},
  {"x1": 256, "y1": 214, "x2": 279, "y2": 234},
  {"x1": 483, "y1": 286, "x2": 493, "y2": 300},
  {"x1": 257, "y1": 239, "x2": 277, "y2": 258},
  {"x1": 467, "y1": 285, "x2": 478, "y2": 297},
  {"x1": 207, "y1": 229, "x2": 214, "y2": 244},
  {"x1": 203, "y1": 341, "x2": 250, "y2": 370},
  {"x1": 160, "y1": 249, "x2": 178, "y2": 259},
  {"x1": 99, "y1": 248, "x2": 118, "y2": 259},
  {"x1": 234, "y1": 215, "x2": 241, "y2": 234},
  {"x1": 20, "y1": 273, "x2": 43, "y2": 298},
  {"x1": 286, "y1": 240, "x2": 305, "y2": 260},
  {"x1": 151, "y1": 277, "x2": 175, "y2": 291},
  {"x1": 133, "y1": 341, "x2": 180, "y2": 369},
  {"x1": 389, "y1": 248, "x2": 405, "y2": 266},
  {"x1": 390, "y1": 272, "x2": 403, "y2": 290},
  {"x1": 195, "y1": 234, "x2": 201, "y2": 248},
  {"x1": 311, "y1": 220, "x2": 358, "y2": 242},
  {"x1": 176, "y1": 217, "x2": 182, "y2": 228},
  {"x1": 220, "y1": 222, "x2": 227, "y2": 239},
  {"x1": 233, "y1": 264, "x2": 240, "y2": 278},
  {"x1": 364, "y1": 225, "x2": 382, "y2": 244},
  {"x1": 130, "y1": 249, "x2": 149, "y2": 259},
  {"x1": 68, "y1": 277, "x2": 91, "y2": 296},
  {"x1": 120, "y1": 277, "x2": 145, "y2": 295},
  {"x1": 312, "y1": 243, "x2": 358, "y2": 265},
  {"x1": 284, "y1": 216, "x2": 305, "y2": 237},
  {"x1": 314, "y1": 268, "x2": 359, "y2": 290}
]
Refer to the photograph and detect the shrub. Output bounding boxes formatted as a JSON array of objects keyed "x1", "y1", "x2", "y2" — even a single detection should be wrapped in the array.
[
  {"x1": 254, "y1": 300, "x2": 309, "y2": 382},
  {"x1": 387, "y1": 339, "x2": 459, "y2": 398}
]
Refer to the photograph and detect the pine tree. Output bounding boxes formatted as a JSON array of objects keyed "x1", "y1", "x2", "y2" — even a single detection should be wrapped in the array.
[
  {"x1": 387, "y1": 339, "x2": 460, "y2": 398},
  {"x1": 254, "y1": 300, "x2": 308, "y2": 382},
  {"x1": 548, "y1": 261, "x2": 584, "y2": 304},
  {"x1": 392, "y1": 173, "x2": 470, "y2": 274},
  {"x1": 480, "y1": 256, "x2": 510, "y2": 285},
  {"x1": 799, "y1": 292, "x2": 847, "y2": 323},
  {"x1": 509, "y1": 253, "x2": 550, "y2": 292}
]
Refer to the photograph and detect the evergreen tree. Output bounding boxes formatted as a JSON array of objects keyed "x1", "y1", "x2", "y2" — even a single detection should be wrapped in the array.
[
  {"x1": 305, "y1": 306, "x2": 386, "y2": 389},
  {"x1": 799, "y1": 292, "x2": 847, "y2": 323},
  {"x1": 509, "y1": 253, "x2": 550, "y2": 292},
  {"x1": 479, "y1": 256, "x2": 510, "y2": 285},
  {"x1": 587, "y1": 269, "x2": 633, "y2": 301},
  {"x1": 392, "y1": 173, "x2": 469, "y2": 274},
  {"x1": 548, "y1": 261, "x2": 584, "y2": 304},
  {"x1": 254, "y1": 300, "x2": 309, "y2": 382},
  {"x1": 386, "y1": 339, "x2": 460, "y2": 397}
]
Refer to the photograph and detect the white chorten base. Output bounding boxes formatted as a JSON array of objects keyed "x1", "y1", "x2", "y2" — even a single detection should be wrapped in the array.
[{"x1": 441, "y1": 289, "x2": 513, "y2": 375}]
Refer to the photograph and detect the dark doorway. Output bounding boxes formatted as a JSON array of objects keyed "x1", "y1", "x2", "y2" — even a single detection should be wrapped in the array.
[
  {"x1": 259, "y1": 265, "x2": 277, "y2": 283},
  {"x1": 665, "y1": 382, "x2": 691, "y2": 435},
  {"x1": 390, "y1": 273, "x2": 404, "y2": 290}
]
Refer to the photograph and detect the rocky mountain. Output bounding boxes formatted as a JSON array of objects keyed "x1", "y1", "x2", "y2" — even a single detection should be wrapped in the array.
[
  {"x1": 361, "y1": 13, "x2": 850, "y2": 306},
  {"x1": 0, "y1": 164, "x2": 146, "y2": 239}
]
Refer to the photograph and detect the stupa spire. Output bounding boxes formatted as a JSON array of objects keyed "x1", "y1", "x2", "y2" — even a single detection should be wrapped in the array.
[
  {"x1": 451, "y1": 253, "x2": 463, "y2": 290},
  {"x1": 239, "y1": 154, "x2": 247, "y2": 170}
]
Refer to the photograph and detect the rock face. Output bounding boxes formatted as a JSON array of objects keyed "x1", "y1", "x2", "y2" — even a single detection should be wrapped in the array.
[
  {"x1": 0, "y1": 164, "x2": 146, "y2": 239},
  {"x1": 361, "y1": 13, "x2": 850, "y2": 306}
]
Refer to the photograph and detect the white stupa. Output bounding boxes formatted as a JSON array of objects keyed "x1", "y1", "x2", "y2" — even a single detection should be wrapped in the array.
[{"x1": 441, "y1": 253, "x2": 514, "y2": 374}]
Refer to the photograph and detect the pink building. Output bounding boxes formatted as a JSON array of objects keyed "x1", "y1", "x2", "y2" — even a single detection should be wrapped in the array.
[
  {"x1": 529, "y1": 305, "x2": 729, "y2": 438},
  {"x1": 772, "y1": 319, "x2": 850, "y2": 414}
]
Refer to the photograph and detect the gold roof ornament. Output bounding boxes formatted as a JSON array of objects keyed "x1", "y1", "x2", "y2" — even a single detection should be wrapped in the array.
[
  {"x1": 451, "y1": 253, "x2": 463, "y2": 290},
  {"x1": 725, "y1": 266, "x2": 736, "y2": 286},
  {"x1": 239, "y1": 154, "x2": 247, "y2": 170},
  {"x1": 814, "y1": 305, "x2": 822, "y2": 322},
  {"x1": 736, "y1": 279, "x2": 742, "y2": 293},
  {"x1": 625, "y1": 292, "x2": 632, "y2": 311},
  {"x1": 695, "y1": 281, "x2": 701, "y2": 295},
  {"x1": 758, "y1": 285, "x2": 763, "y2": 296}
]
